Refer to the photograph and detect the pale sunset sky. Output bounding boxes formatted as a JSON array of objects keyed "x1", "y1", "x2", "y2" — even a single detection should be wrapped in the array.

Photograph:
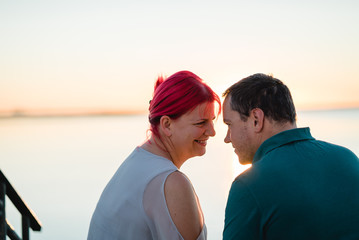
[{"x1": 1, "y1": 0, "x2": 359, "y2": 114}]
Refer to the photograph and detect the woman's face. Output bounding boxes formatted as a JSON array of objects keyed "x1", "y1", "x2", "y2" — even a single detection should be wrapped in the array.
[{"x1": 169, "y1": 102, "x2": 216, "y2": 161}]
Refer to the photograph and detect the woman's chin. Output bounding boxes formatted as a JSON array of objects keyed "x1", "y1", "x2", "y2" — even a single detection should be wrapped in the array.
[{"x1": 197, "y1": 149, "x2": 206, "y2": 157}]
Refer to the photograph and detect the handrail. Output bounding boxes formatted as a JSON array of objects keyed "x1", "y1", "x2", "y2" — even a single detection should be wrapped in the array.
[
  {"x1": 6, "y1": 220, "x2": 21, "y2": 240},
  {"x1": 0, "y1": 170, "x2": 42, "y2": 240}
]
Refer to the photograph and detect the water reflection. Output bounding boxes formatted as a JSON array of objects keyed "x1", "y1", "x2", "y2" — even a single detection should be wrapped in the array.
[{"x1": 1, "y1": 109, "x2": 358, "y2": 240}]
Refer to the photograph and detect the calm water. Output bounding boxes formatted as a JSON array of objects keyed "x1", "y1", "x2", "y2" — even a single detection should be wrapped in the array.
[{"x1": 1, "y1": 109, "x2": 358, "y2": 240}]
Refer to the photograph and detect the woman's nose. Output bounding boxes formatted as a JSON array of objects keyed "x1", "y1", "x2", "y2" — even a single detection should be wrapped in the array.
[{"x1": 206, "y1": 121, "x2": 216, "y2": 137}]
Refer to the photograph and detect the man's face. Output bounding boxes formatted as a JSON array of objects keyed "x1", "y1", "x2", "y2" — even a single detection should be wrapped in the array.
[{"x1": 223, "y1": 96, "x2": 256, "y2": 165}]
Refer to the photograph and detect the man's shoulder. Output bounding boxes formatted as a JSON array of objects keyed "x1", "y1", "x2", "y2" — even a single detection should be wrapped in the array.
[
  {"x1": 314, "y1": 139, "x2": 358, "y2": 159},
  {"x1": 233, "y1": 166, "x2": 254, "y2": 183},
  {"x1": 231, "y1": 165, "x2": 264, "y2": 192}
]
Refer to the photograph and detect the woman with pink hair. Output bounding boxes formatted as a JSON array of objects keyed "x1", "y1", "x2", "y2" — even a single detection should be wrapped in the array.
[{"x1": 88, "y1": 71, "x2": 220, "y2": 240}]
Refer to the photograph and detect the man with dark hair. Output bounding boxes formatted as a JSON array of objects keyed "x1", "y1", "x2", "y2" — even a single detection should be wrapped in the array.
[{"x1": 222, "y1": 73, "x2": 359, "y2": 240}]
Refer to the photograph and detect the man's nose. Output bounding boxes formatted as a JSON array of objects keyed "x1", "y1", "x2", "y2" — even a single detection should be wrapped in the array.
[{"x1": 224, "y1": 130, "x2": 231, "y2": 143}]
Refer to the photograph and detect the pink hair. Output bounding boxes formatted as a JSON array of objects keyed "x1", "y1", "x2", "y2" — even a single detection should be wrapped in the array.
[{"x1": 148, "y1": 70, "x2": 221, "y2": 138}]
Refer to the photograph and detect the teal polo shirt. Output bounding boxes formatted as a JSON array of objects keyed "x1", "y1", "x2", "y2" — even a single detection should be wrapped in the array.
[{"x1": 223, "y1": 128, "x2": 359, "y2": 240}]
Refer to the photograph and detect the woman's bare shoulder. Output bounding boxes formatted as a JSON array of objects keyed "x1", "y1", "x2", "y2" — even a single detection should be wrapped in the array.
[{"x1": 164, "y1": 171, "x2": 203, "y2": 239}]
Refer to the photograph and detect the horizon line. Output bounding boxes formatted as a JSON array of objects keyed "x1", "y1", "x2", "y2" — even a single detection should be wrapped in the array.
[
  {"x1": 0, "y1": 108, "x2": 146, "y2": 118},
  {"x1": 0, "y1": 106, "x2": 358, "y2": 119}
]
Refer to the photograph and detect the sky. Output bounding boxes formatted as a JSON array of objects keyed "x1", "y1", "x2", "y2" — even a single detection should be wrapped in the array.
[{"x1": 1, "y1": 0, "x2": 359, "y2": 115}]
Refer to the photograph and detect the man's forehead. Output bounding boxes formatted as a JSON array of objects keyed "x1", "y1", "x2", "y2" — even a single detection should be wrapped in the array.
[{"x1": 223, "y1": 96, "x2": 234, "y2": 111}]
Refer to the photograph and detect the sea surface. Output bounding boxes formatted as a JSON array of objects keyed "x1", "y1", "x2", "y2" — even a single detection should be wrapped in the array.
[{"x1": 1, "y1": 109, "x2": 358, "y2": 240}]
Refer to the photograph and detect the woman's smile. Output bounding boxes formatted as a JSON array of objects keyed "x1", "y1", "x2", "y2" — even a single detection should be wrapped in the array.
[{"x1": 194, "y1": 139, "x2": 208, "y2": 146}]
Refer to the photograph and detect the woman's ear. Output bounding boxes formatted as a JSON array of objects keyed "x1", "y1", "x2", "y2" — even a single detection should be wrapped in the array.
[
  {"x1": 250, "y1": 108, "x2": 264, "y2": 133},
  {"x1": 159, "y1": 116, "x2": 172, "y2": 137}
]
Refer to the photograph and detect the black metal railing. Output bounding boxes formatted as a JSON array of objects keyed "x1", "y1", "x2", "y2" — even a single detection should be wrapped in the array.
[{"x1": 0, "y1": 170, "x2": 41, "y2": 240}]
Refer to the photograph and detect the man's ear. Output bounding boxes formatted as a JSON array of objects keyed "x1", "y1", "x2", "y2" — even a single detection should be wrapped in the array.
[
  {"x1": 159, "y1": 116, "x2": 172, "y2": 137},
  {"x1": 250, "y1": 108, "x2": 264, "y2": 133}
]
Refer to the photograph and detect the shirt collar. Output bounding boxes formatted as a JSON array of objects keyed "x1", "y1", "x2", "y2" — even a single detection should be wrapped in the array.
[{"x1": 253, "y1": 127, "x2": 315, "y2": 163}]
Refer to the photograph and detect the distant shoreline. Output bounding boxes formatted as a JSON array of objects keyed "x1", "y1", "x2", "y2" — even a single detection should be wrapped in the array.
[
  {"x1": 0, "y1": 110, "x2": 147, "y2": 118},
  {"x1": 298, "y1": 107, "x2": 359, "y2": 113},
  {"x1": 0, "y1": 107, "x2": 358, "y2": 119}
]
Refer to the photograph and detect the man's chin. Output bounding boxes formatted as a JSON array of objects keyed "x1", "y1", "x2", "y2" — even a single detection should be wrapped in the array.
[
  {"x1": 238, "y1": 160, "x2": 252, "y2": 166},
  {"x1": 236, "y1": 153, "x2": 252, "y2": 165}
]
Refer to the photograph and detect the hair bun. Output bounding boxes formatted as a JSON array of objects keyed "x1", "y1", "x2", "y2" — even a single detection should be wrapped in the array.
[{"x1": 154, "y1": 75, "x2": 165, "y2": 91}]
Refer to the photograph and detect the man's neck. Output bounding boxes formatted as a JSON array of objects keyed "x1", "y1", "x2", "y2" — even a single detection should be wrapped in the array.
[{"x1": 264, "y1": 120, "x2": 297, "y2": 141}]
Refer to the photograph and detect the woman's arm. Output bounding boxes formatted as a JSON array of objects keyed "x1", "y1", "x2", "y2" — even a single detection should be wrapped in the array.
[{"x1": 164, "y1": 171, "x2": 204, "y2": 240}]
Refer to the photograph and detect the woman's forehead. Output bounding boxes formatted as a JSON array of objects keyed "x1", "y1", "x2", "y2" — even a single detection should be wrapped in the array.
[{"x1": 184, "y1": 102, "x2": 215, "y2": 119}]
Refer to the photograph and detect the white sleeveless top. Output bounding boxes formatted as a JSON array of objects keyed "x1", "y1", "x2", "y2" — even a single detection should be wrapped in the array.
[{"x1": 87, "y1": 147, "x2": 207, "y2": 240}]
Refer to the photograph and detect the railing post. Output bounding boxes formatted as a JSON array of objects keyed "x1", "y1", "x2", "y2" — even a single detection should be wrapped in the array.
[
  {"x1": 0, "y1": 170, "x2": 41, "y2": 239},
  {"x1": 0, "y1": 182, "x2": 6, "y2": 240},
  {"x1": 22, "y1": 215, "x2": 30, "y2": 240}
]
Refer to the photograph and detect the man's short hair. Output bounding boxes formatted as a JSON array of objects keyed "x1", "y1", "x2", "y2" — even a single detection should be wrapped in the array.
[{"x1": 223, "y1": 73, "x2": 296, "y2": 123}]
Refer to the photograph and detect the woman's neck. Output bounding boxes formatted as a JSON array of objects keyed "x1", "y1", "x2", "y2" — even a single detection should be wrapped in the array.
[{"x1": 140, "y1": 136, "x2": 183, "y2": 168}]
